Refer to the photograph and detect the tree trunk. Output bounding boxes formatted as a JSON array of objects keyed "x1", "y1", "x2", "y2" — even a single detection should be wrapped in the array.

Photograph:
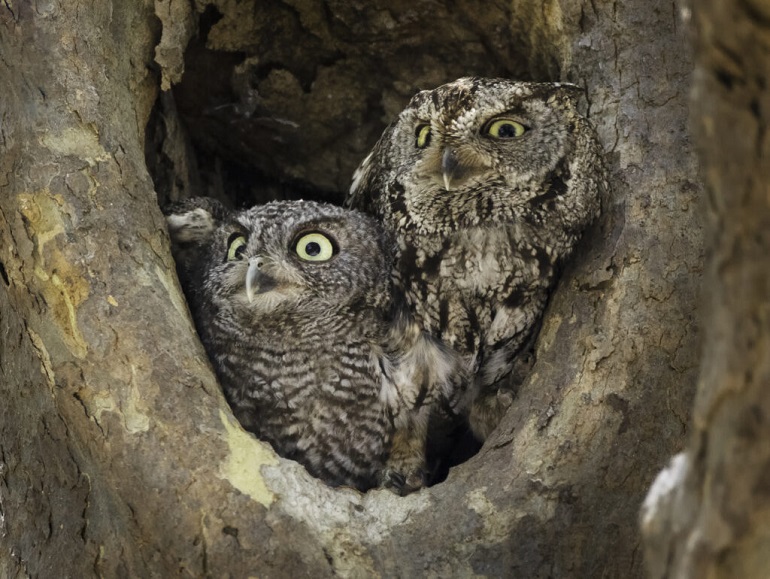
[
  {"x1": 641, "y1": 1, "x2": 770, "y2": 577},
  {"x1": 0, "y1": 0, "x2": 700, "y2": 576}
]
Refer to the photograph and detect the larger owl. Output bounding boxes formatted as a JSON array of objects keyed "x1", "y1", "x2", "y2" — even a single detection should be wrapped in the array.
[
  {"x1": 165, "y1": 198, "x2": 460, "y2": 492},
  {"x1": 347, "y1": 77, "x2": 606, "y2": 439}
]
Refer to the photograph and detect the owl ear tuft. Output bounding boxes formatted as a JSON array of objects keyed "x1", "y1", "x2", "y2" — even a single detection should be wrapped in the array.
[
  {"x1": 164, "y1": 197, "x2": 229, "y2": 244},
  {"x1": 551, "y1": 82, "x2": 585, "y2": 101},
  {"x1": 550, "y1": 81, "x2": 583, "y2": 92}
]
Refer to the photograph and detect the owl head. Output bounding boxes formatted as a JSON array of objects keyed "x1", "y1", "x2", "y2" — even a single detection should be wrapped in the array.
[
  {"x1": 349, "y1": 77, "x2": 597, "y2": 232},
  {"x1": 166, "y1": 199, "x2": 396, "y2": 318}
]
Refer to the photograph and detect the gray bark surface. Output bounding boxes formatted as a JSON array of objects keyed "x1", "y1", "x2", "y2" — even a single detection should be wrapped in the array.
[
  {"x1": 642, "y1": 1, "x2": 770, "y2": 577},
  {"x1": 0, "y1": 0, "x2": 701, "y2": 576}
]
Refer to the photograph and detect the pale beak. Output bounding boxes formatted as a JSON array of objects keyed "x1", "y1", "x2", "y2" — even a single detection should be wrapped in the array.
[
  {"x1": 246, "y1": 257, "x2": 274, "y2": 302},
  {"x1": 441, "y1": 147, "x2": 460, "y2": 191}
]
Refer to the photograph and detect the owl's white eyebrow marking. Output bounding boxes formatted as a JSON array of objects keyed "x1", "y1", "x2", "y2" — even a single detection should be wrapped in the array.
[{"x1": 450, "y1": 107, "x2": 478, "y2": 132}]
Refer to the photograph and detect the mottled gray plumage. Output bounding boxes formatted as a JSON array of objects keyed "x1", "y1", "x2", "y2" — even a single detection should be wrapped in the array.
[
  {"x1": 165, "y1": 198, "x2": 459, "y2": 492},
  {"x1": 347, "y1": 77, "x2": 606, "y2": 438}
]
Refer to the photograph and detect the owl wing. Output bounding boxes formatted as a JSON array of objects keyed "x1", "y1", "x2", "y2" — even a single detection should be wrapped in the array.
[
  {"x1": 377, "y1": 304, "x2": 468, "y2": 494},
  {"x1": 380, "y1": 306, "x2": 467, "y2": 423},
  {"x1": 346, "y1": 117, "x2": 401, "y2": 213}
]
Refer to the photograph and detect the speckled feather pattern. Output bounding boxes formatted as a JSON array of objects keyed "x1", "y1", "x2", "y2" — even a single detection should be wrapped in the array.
[
  {"x1": 347, "y1": 77, "x2": 606, "y2": 438},
  {"x1": 166, "y1": 199, "x2": 459, "y2": 491}
]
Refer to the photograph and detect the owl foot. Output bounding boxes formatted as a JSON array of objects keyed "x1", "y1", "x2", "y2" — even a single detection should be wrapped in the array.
[
  {"x1": 379, "y1": 465, "x2": 426, "y2": 496},
  {"x1": 380, "y1": 421, "x2": 428, "y2": 495},
  {"x1": 469, "y1": 387, "x2": 515, "y2": 440}
]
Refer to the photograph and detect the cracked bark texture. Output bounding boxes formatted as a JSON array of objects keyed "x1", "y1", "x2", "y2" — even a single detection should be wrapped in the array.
[
  {"x1": 1, "y1": 0, "x2": 700, "y2": 576},
  {"x1": 641, "y1": 1, "x2": 770, "y2": 578}
]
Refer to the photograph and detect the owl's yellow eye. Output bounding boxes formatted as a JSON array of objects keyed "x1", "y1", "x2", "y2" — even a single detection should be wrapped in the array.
[
  {"x1": 294, "y1": 232, "x2": 336, "y2": 262},
  {"x1": 484, "y1": 118, "x2": 527, "y2": 139},
  {"x1": 415, "y1": 124, "x2": 431, "y2": 149},
  {"x1": 227, "y1": 234, "x2": 248, "y2": 261}
]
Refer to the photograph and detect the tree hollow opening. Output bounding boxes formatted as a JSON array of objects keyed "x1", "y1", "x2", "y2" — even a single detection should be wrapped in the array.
[{"x1": 144, "y1": 0, "x2": 565, "y2": 493}]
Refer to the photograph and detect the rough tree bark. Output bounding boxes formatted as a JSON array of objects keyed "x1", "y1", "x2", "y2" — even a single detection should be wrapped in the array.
[
  {"x1": 641, "y1": 1, "x2": 770, "y2": 577},
  {"x1": 0, "y1": 0, "x2": 700, "y2": 577}
]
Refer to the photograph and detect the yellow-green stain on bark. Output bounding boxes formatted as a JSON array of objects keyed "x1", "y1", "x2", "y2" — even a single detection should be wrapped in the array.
[
  {"x1": 40, "y1": 125, "x2": 110, "y2": 163},
  {"x1": 219, "y1": 409, "x2": 278, "y2": 507},
  {"x1": 19, "y1": 191, "x2": 90, "y2": 359}
]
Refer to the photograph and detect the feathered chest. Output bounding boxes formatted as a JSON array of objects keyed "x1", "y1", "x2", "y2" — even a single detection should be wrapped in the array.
[
  {"x1": 201, "y1": 306, "x2": 394, "y2": 491},
  {"x1": 399, "y1": 226, "x2": 554, "y2": 296},
  {"x1": 394, "y1": 225, "x2": 557, "y2": 353},
  {"x1": 204, "y1": 307, "x2": 384, "y2": 404}
]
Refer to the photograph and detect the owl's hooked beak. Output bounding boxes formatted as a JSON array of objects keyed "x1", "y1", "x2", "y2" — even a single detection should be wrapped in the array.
[
  {"x1": 441, "y1": 147, "x2": 478, "y2": 191},
  {"x1": 245, "y1": 257, "x2": 276, "y2": 302},
  {"x1": 441, "y1": 147, "x2": 458, "y2": 191}
]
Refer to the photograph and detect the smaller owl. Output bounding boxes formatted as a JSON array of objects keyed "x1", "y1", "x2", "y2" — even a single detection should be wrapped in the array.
[{"x1": 165, "y1": 198, "x2": 461, "y2": 493}]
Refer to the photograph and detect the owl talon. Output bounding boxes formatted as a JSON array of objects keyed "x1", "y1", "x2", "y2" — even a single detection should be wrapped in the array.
[
  {"x1": 379, "y1": 467, "x2": 425, "y2": 496},
  {"x1": 380, "y1": 470, "x2": 406, "y2": 491},
  {"x1": 381, "y1": 416, "x2": 430, "y2": 495}
]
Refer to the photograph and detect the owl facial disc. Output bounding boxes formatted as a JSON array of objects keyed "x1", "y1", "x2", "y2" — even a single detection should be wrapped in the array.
[{"x1": 245, "y1": 257, "x2": 277, "y2": 302}]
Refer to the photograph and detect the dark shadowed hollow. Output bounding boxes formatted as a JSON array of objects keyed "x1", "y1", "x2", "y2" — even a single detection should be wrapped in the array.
[{"x1": 146, "y1": 1, "x2": 560, "y2": 207}]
